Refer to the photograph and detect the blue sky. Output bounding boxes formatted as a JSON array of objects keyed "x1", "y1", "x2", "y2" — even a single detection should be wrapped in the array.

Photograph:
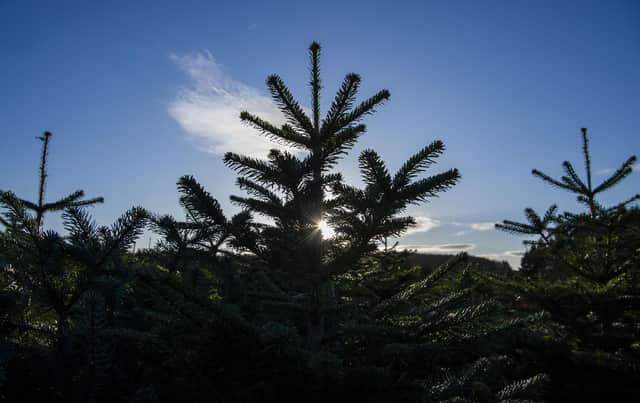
[{"x1": 1, "y1": 0, "x2": 639, "y2": 267}]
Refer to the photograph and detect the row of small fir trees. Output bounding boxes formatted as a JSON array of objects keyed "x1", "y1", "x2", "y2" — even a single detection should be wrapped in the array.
[{"x1": 1, "y1": 42, "x2": 638, "y2": 402}]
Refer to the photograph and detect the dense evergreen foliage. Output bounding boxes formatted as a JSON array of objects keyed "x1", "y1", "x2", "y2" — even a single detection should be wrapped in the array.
[
  {"x1": 496, "y1": 128, "x2": 640, "y2": 401},
  {"x1": 1, "y1": 45, "x2": 638, "y2": 402}
]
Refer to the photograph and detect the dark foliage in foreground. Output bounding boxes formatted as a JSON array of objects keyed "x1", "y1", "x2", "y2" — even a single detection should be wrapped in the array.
[
  {"x1": 1, "y1": 46, "x2": 638, "y2": 403},
  {"x1": 496, "y1": 128, "x2": 640, "y2": 401}
]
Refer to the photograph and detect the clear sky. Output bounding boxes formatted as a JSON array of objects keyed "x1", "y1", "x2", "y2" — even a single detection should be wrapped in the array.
[{"x1": 1, "y1": 0, "x2": 639, "y2": 268}]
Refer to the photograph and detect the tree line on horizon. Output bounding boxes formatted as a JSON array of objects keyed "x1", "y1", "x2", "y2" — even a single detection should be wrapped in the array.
[{"x1": 1, "y1": 42, "x2": 638, "y2": 403}]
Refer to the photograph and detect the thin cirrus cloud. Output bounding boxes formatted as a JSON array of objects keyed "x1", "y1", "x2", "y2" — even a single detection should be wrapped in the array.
[
  {"x1": 454, "y1": 222, "x2": 495, "y2": 236},
  {"x1": 478, "y1": 250, "x2": 524, "y2": 260},
  {"x1": 596, "y1": 167, "x2": 615, "y2": 175},
  {"x1": 399, "y1": 243, "x2": 475, "y2": 254},
  {"x1": 402, "y1": 219, "x2": 495, "y2": 237},
  {"x1": 168, "y1": 51, "x2": 289, "y2": 157},
  {"x1": 403, "y1": 216, "x2": 440, "y2": 235},
  {"x1": 470, "y1": 222, "x2": 495, "y2": 231}
]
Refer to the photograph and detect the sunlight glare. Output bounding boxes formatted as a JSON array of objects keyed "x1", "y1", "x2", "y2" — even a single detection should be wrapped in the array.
[{"x1": 318, "y1": 219, "x2": 335, "y2": 239}]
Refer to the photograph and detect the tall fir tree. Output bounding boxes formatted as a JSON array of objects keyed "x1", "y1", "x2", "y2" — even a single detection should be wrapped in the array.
[
  {"x1": 224, "y1": 42, "x2": 390, "y2": 280},
  {"x1": 212, "y1": 42, "x2": 463, "y2": 348}
]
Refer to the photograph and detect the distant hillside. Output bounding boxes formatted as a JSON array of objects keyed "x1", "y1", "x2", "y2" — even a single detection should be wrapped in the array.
[{"x1": 406, "y1": 253, "x2": 514, "y2": 277}]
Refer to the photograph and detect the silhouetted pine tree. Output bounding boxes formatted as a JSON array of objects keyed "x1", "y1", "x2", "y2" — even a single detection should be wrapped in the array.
[
  {"x1": 148, "y1": 175, "x2": 251, "y2": 274},
  {"x1": 223, "y1": 42, "x2": 390, "y2": 279},
  {"x1": 207, "y1": 42, "x2": 465, "y2": 350},
  {"x1": 0, "y1": 132, "x2": 148, "y2": 402},
  {"x1": 496, "y1": 127, "x2": 640, "y2": 401},
  {"x1": 0, "y1": 132, "x2": 105, "y2": 351},
  {"x1": 531, "y1": 127, "x2": 638, "y2": 217},
  {"x1": 497, "y1": 128, "x2": 639, "y2": 282},
  {"x1": 495, "y1": 204, "x2": 557, "y2": 246},
  {"x1": 176, "y1": 175, "x2": 255, "y2": 257},
  {"x1": 0, "y1": 132, "x2": 104, "y2": 232},
  {"x1": 328, "y1": 142, "x2": 460, "y2": 272}
]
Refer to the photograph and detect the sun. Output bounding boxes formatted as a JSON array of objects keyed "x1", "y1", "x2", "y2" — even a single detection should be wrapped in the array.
[{"x1": 318, "y1": 219, "x2": 336, "y2": 239}]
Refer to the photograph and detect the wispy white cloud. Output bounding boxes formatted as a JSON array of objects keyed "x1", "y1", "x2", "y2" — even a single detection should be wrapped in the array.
[
  {"x1": 399, "y1": 243, "x2": 475, "y2": 254},
  {"x1": 470, "y1": 222, "x2": 494, "y2": 231},
  {"x1": 453, "y1": 221, "x2": 495, "y2": 236},
  {"x1": 478, "y1": 250, "x2": 524, "y2": 259},
  {"x1": 169, "y1": 51, "x2": 288, "y2": 157},
  {"x1": 596, "y1": 167, "x2": 614, "y2": 175},
  {"x1": 403, "y1": 216, "x2": 440, "y2": 235}
]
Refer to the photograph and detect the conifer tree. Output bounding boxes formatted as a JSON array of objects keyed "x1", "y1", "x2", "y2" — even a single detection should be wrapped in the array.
[
  {"x1": 0, "y1": 132, "x2": 147, "y2": 401},
  {"x1": 149, "y1": 214, "x2": 206, "y2": 273},
  {"x1": 494, "y1": 128, "x2": 640, "y2": 400},
  {"x1": 0, "y1": 132, "x2": 104, "y2": 233},
  {"x1": 213, "y1": 42, "x2": 463, "y2": 349},
  {"x1": 329, "y1": 141, "x2": 460, "y2": 272},
  {"x1": 0, "y1": 131, "x2": 105, "y2": 353},
  {"x1": 495, "y1": 204, "x2": 557, "y2": 246},
  {"x1": 497, "y1": 128, "x2": 639, "y2": 282},
  {"x1": 531, "y1": 128, "x2": 638, "y2": 217},
  {"x1": 148, "y1": 175, "x2": 254, "y2": 285},
  {"x1": 224, "y1": 42, "x2": 390, "y2": 279}
]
